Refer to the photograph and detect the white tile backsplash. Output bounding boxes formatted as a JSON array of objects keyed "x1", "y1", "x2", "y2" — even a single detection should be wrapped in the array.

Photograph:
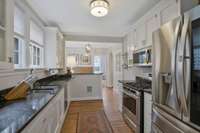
[{"x1": 123, "y1": 67, "x2": 152, "y2": 80}]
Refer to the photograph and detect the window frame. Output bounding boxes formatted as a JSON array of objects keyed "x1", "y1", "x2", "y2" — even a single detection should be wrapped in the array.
[
  {"x1": 93, "y1": 56, "x2": 102, "y2": 73},
  {"x1": 29, "y1": 42, "x2": 44, "y2": 68},
  {"x1": 13, "y1": 36, "x2": 26, "y2": 68}
]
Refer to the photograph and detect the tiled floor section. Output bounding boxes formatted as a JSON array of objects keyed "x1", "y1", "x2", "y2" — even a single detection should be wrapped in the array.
[{"x1": 61, "y1": 88, "x2": 133, "y2": 133}]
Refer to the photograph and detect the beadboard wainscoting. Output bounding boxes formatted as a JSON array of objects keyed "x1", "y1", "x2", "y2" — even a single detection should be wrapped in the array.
[{"x1": 68, "y1": 74, "x2": 103, "y2": 101}]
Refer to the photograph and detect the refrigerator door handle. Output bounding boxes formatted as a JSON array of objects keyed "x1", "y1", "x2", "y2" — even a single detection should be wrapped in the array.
[
  {"x1": 171, "y1": 19, "x2": 182, "y2": 104},
  {"x1": 178, "y1": 14, "x2": 191, "y2": 116}
]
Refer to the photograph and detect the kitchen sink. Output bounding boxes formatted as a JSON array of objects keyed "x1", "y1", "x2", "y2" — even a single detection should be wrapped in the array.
[{"x1": 31, "y1": 85, "x2": 59, "y2": 95}]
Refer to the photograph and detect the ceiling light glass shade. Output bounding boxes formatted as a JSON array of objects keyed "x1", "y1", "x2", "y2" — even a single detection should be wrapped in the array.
[{"x1": 90, "y1": 0, "x2": 109, "y2": 17}]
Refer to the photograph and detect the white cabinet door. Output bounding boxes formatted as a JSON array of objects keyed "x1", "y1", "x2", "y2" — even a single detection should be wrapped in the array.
[
  {"x1": 123, "y1": 34, "x2": 128, "y2": 53},
  {"x1": 45, "y1": 27, "x2": 64, "y2": 69},
  {"x1": 47, "y1": 106, "x2": 58, "y2": 133},
  {"x1": 56, "y1": 89, "x2": 65, "y2": 123},
  {"x1": 21, "y1": 112, "x2": 47, "y2": 133},
  {"x1": 135, "y1": 20, "x2": 146, "y2": 50},
  {"x1": 145, "y1": 13, "x2": 160, "y2": 47},
  {"x1": 159, "y1": 0, "x2": 179, "y2": 25},
  {"x1": 144, "y1": 92, "x2": 152, "y2": 133},
  {"x1": 118, "y1": 83, "x2": 123, "y2": 112},
  {"x1": 0, "y1": 0, "x2": 14, "y2": 70}
]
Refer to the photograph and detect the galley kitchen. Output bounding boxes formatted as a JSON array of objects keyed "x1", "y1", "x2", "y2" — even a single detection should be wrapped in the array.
[{"x1": 0, "y1": 0, "x2": 200, "y2": 133}]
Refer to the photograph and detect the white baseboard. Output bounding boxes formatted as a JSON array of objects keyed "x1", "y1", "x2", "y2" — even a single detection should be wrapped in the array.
[{"x1": 69, "y1": 96, "x2": 102, "y2": 101}]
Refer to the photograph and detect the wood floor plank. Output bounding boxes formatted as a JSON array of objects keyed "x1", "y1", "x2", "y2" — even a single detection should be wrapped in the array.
[{"x1": 61, "y1": 113, "x2": 79, "y2": 133}]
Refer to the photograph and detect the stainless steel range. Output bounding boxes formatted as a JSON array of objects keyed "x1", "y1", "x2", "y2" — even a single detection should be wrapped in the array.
[{"x1": 121, "y1": 77, "x2": 152, "y2": 133}]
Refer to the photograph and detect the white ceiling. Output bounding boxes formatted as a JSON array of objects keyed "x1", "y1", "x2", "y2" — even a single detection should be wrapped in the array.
[
  {"x1": 65, "y1": 41, "x2": 121, "y2": 49},
  {"x1": 26, "y1": 0, "x2": 160, "y2": 37}
]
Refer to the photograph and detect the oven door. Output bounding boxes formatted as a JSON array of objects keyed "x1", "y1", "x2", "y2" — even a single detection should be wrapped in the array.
[{"x1": 122, "y1": 90, "x2": 141, "y2": 125}]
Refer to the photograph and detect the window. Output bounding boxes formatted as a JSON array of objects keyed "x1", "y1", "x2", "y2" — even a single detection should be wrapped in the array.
[
  {"x1": 94, "y1": 56, "x2": 102, "y2": 73},
  {"x1": 30, "y1": 43, "x2": 43, "y2": 67},
  {"x1": 13, "y1": 37, "x2": 26, "y2": 68},
  {"x1": 29, "y1": 21, "x2": 44, "y2": 68},
  {"x1": 13, "y1": 6, "x2": 26, "y2": 68},
  {"x1": 14, "y1": 38, "x2": 19, "y2": 65}
]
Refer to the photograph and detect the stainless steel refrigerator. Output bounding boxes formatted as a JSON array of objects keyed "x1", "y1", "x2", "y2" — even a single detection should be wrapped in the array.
[{"x1": 152, "y1": 5, "x2": 200, "y2": 133}]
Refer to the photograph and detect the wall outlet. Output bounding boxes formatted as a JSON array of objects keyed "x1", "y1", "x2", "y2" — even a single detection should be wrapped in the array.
[{"x1": 87, "y1": 86, "x2": 93, "y2": 93}]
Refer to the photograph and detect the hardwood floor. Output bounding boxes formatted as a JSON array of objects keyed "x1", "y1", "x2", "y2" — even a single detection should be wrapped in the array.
[{"x1": 61, "y1": 88, "x2": 133, "y2": 133}]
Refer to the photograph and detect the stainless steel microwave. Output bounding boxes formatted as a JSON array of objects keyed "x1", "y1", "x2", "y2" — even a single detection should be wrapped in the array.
[{"x1": 133, "y1": 48, "x2": 152, "y2": 66}]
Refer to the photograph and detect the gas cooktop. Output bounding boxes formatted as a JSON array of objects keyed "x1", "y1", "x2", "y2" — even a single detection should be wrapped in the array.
[{"x1": 122, "y1": 76, "x2": 152, "y2": 92}]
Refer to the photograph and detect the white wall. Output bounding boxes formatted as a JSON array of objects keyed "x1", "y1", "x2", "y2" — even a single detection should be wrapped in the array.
[{"x1": 123, "y1": 67, "x2": 152, "y2": 81}]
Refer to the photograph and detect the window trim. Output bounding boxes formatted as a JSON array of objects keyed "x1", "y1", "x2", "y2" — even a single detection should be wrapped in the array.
[
  {"x1": 93, "y1": 56, "x2": 102, "y2": 73},
  {"x1": 29, "y1": 42, "x2": 44, "y2": 68},
  {"x1": 13, "y1": 36, "x2": 26, "y2": 69}
]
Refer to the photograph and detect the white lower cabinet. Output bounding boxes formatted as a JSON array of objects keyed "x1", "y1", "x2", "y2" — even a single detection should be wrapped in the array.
[
  {"x1": 117, "y1": 83, "x2": 123, "y2": 112},
  {"x1": 22, "y1": 89, "x2": 65, "y2": 133},
  {"x1": 144, "y1": 92, "x2": 152, "y2": 133}
]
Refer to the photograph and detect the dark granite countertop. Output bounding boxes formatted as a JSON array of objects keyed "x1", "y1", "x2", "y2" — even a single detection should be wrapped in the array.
[
  {"x1": 72, "y1": 73, "x2": 103, "y2": 75},
  {"x1": 0, "y1": 73, "x2": 72, "y2": 133},
  {"x1": 0, "y1": 87, "x2": 60, "y2": 133},
  {"x1": 118, "y1": 80, "x2": 136, "y2": 84}
]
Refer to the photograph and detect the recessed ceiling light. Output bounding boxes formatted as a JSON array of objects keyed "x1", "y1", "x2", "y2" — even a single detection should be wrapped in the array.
[{"x1": 90, "y1": 0, "x2": 109, "y2": 17}]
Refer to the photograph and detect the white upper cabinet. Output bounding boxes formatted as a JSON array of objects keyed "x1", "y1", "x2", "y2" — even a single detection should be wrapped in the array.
[
  {"x1": 123, "y1": 0, "x2": 198, "y2": 52},
  {"x1": 125, "y1": 30, "x2": 135, "y2": 66},
  {"x1": 135, "y1": 19, "x2": 146, "y2": 50},
  {"x1": 0, "y1": 0, "x2": 14, "y2": 70},
  {"x1": 159, "y1": 0, "x2": 179, "y2": 25},
  {"x1": 158, "y1": 0, "x2": 198, "y2": 25},
  {"x1": 145, "y1": 13, "x2": 160, "y2": 47},
  {"x1": 45, "y1": 27, "x2": 65, "y2": 69}
]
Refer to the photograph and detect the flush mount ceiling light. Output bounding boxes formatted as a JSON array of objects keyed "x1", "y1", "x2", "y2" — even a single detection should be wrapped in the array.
[{"x1": 90, "y1": 0, "x2": 109, "y2": 17}]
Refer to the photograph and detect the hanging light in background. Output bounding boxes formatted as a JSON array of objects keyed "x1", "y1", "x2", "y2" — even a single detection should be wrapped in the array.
[{"x1": 85, "y1": 44, "x2": 92, "y2": 53}]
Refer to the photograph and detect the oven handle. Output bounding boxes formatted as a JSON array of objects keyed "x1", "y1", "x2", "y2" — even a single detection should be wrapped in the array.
[{"x1": 123, "y1": 90, "x2": 140, "y2": 99}]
